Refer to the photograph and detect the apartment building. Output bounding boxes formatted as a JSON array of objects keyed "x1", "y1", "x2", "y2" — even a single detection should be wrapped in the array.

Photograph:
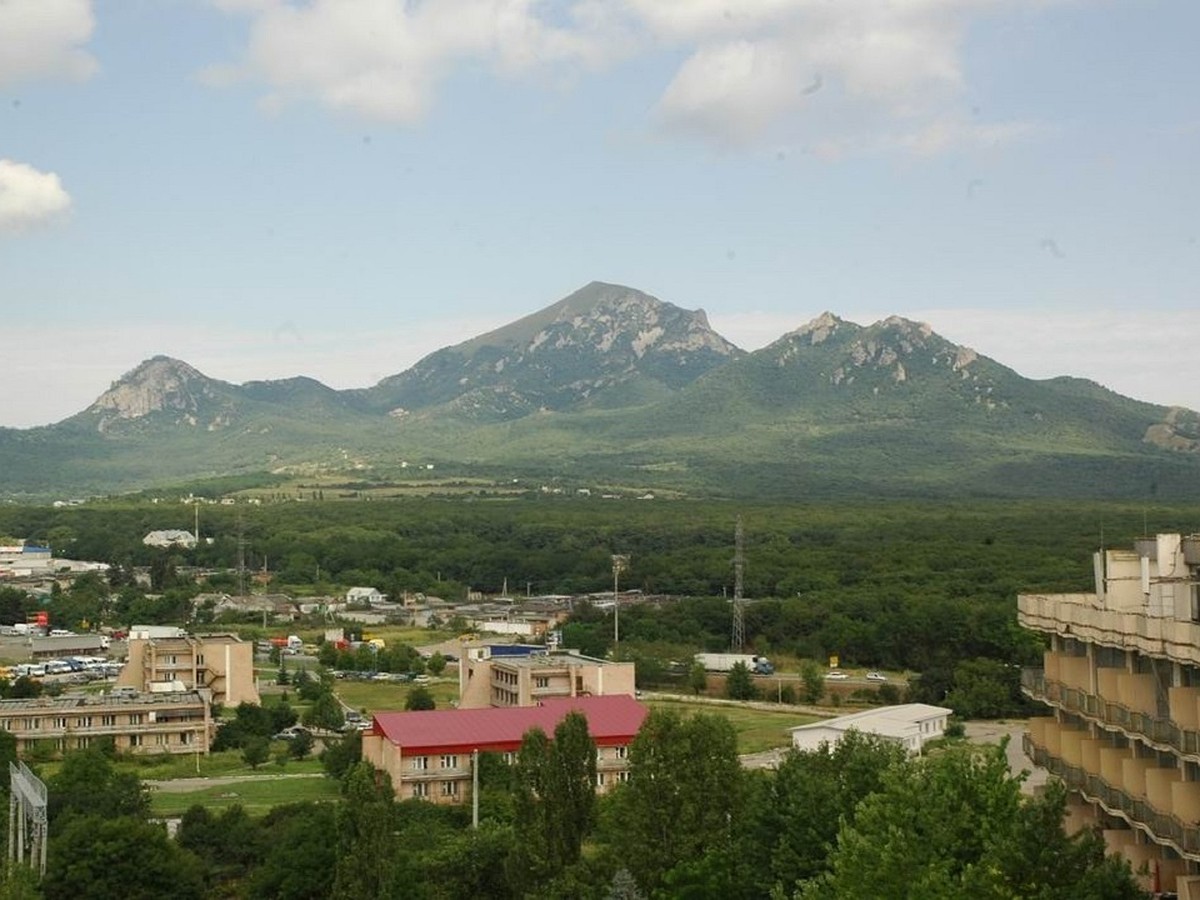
[
  {"x1": 117, "y1": 632, "x2": 260, "y2": 706},
  {"x1": 362, "y1": 694, "x2": 647, "y2": 804},
  {"x1": 0, "y1": 690, "x2": 211, "y2": 757},
  {"x1": 457, "y1": 645, "x2": 636, "y2": 709},
  {"x1": 1019, "y1": 532, "x2": 1200, "y2": 896}
]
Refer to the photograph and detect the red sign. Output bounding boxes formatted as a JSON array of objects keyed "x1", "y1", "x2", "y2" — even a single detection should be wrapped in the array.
[{"x1": 34, "y1": 611, "x2": 48, "y2": 627}]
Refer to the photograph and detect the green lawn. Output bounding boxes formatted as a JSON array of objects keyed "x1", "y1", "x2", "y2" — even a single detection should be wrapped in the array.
[
  {"x1": 647, "y1": 697, "x2": 820, "y2": 754},
  {"x1": 149, "y1": 775, "x2": 342, "y2": 817},
  {"x1": 334, "y1": 677, "x2": 459, "y2": 714}
]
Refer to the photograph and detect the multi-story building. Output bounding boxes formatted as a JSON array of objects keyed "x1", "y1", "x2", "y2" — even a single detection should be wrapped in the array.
[
  {"x1": 117, "y1": 632, "x2": 260, "y2": 706},
  {"x1": 362, "y1": 694, "x2": 647, "y2": 804},
  {"x1": 1019, "y1": 532, "x2": 1200, "y2": 896},
  {"x1": 0, "y1": 690, "x2": 211, "y2": 757},
  {"x1": 457, "y1": 645, "x2": 636, "y2": 709}
]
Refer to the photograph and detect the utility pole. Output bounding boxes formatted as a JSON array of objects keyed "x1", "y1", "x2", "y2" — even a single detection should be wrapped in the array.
[{"x1": 612, "y1": 554, "x2": 629, "y2": 657}]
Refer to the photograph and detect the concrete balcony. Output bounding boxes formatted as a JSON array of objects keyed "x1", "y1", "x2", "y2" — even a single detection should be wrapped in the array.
[
  {"x1": 1024, "y1": 732, "x2": 1200, "y2": 859},
  {"x1": 1023, "y1": 669, "x2": 1200, "y2": 759},
  {"x1": 1019, "y1": 593, "x2": 1200, "y2": 668}
]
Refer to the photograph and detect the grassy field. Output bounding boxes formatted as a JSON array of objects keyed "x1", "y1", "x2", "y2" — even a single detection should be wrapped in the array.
[
  {"x1": 646, "y1": 696, "x2": 821, "y2": 754},
  {"x1": 149, "y1": 775, "x2": 342, "y2": 817},
  {"x1": 334, "y1": 676, "x2": 459, "y2": 714}
]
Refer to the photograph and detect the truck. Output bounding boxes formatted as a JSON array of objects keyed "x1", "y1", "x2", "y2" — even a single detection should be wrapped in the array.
[{"x1": 695, "y1": 653, "x2": 774, "y2": 675}]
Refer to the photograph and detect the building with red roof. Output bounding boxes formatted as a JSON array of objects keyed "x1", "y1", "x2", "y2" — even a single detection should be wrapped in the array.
[{"x1": 363, "y1": 694, "x2": 648, "y2": 804}]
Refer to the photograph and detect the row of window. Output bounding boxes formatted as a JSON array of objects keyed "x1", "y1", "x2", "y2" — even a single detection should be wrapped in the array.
[
  {"x1": 1, "y1": 711, "x2": 202, "y2": 732},
  {"x1": 411, "y1": 781, "x2": 459, "y2": 798},
  {"x1": 19, "y1": 731, "x2": 198, "y2": 751}
]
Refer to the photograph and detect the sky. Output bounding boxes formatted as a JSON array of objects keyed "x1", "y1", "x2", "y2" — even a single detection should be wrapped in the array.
[{"x1": 1, "y1": 0, "x2": 1197, "y2": 428}]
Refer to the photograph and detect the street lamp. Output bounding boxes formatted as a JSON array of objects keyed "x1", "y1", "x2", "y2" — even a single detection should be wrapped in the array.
[{"x1": 612, "y1": 554, "x2": 629, "y2": 656}]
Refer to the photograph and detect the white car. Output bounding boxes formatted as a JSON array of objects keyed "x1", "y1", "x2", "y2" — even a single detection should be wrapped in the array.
[
  {"x1": 824, "y1": 671, "x2": 849, "y2": 681},
  {"x1": 865, "y1": 671, "x2": 888, "y2": 682}
]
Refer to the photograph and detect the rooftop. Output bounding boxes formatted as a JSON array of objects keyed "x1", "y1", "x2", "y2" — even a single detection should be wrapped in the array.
[{"x1": 372, "y1": 694, "x2": 647, "y2": 754}]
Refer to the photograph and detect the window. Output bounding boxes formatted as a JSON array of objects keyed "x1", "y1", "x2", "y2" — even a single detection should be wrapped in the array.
[
  {"x1": 129, "y1": 735, "x2": 142, "y2": 747},
  {"x1": 411, "y1": 756, "x2": 429, "y2": 771},
  {"x1": 101, "y1": 715, "x2": 116, "y2": 726},
  {"x1": 616, "y1": 745, "x2": 628, "y2": 759},
  {"x1": 53, "y1": 717, "x2": 67, "y2": 729},
  {"x1": 440, "y1": 781, "x2": 459, "y2": 797},
  {"x1": 534, "y1": 676, "x2": 549, "y2": 688},
  {"x1": 412, "y1": 782, "x2": 429, "y2": 798},
  {"x1": 617, "y1": 771, "x2": 630, "y2": 783},
  {"x1": 440, "y1": 754, "x2": 458, "y2": 769},
  {"x1": 503, "y1": 752, "x2": 516, "y2": 765},
  {"x1": 596, "y1": 772, "x2": 606, "y2": 786}
]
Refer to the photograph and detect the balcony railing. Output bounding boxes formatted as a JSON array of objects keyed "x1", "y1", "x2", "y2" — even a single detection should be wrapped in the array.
[
  {"x1": 1022, "y1": 669, "x2": 1200, "y2": 758},
  {"x1": 1024, "y1": 734, "x2": 1200, "y2": 858}
]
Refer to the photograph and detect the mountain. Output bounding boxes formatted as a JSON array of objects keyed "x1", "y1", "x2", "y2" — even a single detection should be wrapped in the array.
[
  {"x1": 1, "y1": 284, "x2": 1198, "y2": 501},
  {"x1": 355, "y1": 281, "x2": 740, "y2": 420}
]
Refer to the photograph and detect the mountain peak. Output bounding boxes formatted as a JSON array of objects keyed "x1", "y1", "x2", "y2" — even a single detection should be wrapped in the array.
[
  {"x1": 366, "y1": 282, "x2": 741, "y2": 418},
  {"x1": 86, "y1": 357, "x2": 230, "y2": 432}
]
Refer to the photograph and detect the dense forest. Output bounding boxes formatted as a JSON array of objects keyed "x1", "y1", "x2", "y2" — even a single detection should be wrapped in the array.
[{"x1": 2, "y1": 497, "x2": 1196, "y2": 718}]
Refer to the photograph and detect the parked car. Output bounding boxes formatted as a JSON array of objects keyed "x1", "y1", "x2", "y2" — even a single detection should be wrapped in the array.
[
  {"x1": 865, "y1": 671, "x2": 888, "y2": 682},
  {"x1": 272, "y1": 725, "x2": 311, "y2": 741},
  {"x1": 824, "y1": 671, "x2": 849, "y2": 680}
]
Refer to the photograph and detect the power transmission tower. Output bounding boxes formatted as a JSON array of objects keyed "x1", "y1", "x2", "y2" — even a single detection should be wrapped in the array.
[
  {"x1": 732, "y1": 516, "x2": 745, "y2": 651},
  {"x1": 236, "y1": 515, "x2": 247, "y2": 597}
]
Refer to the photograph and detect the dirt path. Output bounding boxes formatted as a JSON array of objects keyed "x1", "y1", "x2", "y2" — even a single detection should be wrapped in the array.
[{"x1": 146, "y1": 772, "x2": 327, "y2": 793}]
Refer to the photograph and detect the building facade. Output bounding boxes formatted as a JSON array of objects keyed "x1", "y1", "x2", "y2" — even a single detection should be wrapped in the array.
[
  {"x1": 0, "y1": 690, "x2": 211, "y2": 757},
  {"x1": 457, "y1": 646, "x2": 636, "y2": 709},
  {"x1": 362, "y1": 695, "x2": 647, "y2": 804},
  {"x1": 118, "y1": 632, "x2": 260, "y2": 705},
  {"x1": 1019, "y1": 532, "x2": 1200, "y2": 896}
]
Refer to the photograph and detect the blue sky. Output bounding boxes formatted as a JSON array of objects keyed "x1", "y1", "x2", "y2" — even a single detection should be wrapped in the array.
[{"x1": 1, "y1": 0, "x2": 1197, "y2": 428}]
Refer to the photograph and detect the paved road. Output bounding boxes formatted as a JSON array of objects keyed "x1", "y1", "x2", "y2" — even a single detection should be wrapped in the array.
[{"x1": 964, "y1": 719, "x2": 1048, "y2": 794}]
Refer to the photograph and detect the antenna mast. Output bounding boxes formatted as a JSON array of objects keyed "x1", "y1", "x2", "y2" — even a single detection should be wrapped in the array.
[{"x1": 732, "y1": 515, "x2": 745, "y2": 651}]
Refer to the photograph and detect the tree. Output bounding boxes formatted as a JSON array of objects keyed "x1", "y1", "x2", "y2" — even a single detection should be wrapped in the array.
[
  {"x1": 303, "y1": 691, "x2": 346, "y2": 732},
  {"x1": 48, "y1": 749, "x2": 148, "y2": 825},
  {"x1": 800, "y1": 741, "x2": 1142, "y2": 900},
  {"x1": 725, "y1": 661, "x2": 758, "y2": 700},
  {"x1": 289, "y1": 728, "x2": 315, "y2": 760},
  {"x1": 243, "y1": 736, "x2": 271, "y2": 770},
  {"x1": 426, "y1": 651, "x2": 447, "y2": 675},
  {"x1": 607, "y1": 710, "x2": 742, "y2": 892},
  {"x1": 331, "y1": 763, "x2": 400, "y2": 900},
  {"x1": 321, "y1": 730, "x2": 363, "y2": 780},
  {"x1": 688, "y1": 659, "x2": 708, "y2": 695},
  {"x1": 512, "y1": 712, "x2": 598, "y2": 886},
  {"x1": 248, "y1": 803, "x2": 338, "y2": 900},
  {"x1": 43, "y1": 815, "x2": 206, "y2": 900},
  {"x1": 799, "y1": 660, "x2": 825, "y2": 704},
  {"x1": 406, "y1": 685, "x2": 436, "y2": 710}
]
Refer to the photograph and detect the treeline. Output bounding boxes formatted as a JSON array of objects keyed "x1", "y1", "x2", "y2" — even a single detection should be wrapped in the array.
[{"x1": 0, "y1": 711, "x2": 1145, "y2": 899}]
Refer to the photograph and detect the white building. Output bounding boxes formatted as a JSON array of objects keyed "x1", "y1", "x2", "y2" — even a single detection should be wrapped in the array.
[
  {"x1": 346, "y1": 587, "x2": 385, "y2": 606},
  {"x1": 790, "y1": 703, "x2": 952, "y2": 755}
]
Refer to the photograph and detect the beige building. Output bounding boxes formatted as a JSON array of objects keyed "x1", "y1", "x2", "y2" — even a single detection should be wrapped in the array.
[
  {"x1": 1019, "y1": 532, "x2": 1200, "y2": 896},
  {"x1": 0, "y1": 690, "x2": 210, "y2": 757},
  {"x1": 457, "y1": 646, "x2": 636, "y2": 709},
  {"x1": 118, "y1": 632, "x2": 260, "y2": 706},
  {"x1": 363, "y1": 695, "x2": 647, "y2": 804}
]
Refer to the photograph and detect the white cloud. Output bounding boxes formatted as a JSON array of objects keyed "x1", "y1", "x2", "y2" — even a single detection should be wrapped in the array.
[
  {"x1": 205, "y1": 0, "x2": 1040, "y2": 154},
  {"x1": 0, "y1": 160, "x2": 72, "y2": 232},
  {"x1": 0, "y1": 0, "x2": 96, "y2": 88},
  {"x1": 205, "y1": 0, "x2": 618, "y2": 123}
]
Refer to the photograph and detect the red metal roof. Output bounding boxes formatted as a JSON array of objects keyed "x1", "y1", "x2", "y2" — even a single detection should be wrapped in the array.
[{"x1": 371, "y1": 695, "x2": 648, "y2": 755}]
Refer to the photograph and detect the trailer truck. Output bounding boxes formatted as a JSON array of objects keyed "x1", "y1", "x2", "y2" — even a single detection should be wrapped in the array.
[{"x1": 695, "y1": 653, "x2": 774, "y2": 675}]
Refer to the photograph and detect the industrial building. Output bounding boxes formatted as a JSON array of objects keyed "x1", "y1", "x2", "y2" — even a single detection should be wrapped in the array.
[
  {"x1": 1019, "y1": 532, "x2": 1200, "y2": 896},
  {"x1": 789, "y1": 703, "x2": 952, "y2": 755}
]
